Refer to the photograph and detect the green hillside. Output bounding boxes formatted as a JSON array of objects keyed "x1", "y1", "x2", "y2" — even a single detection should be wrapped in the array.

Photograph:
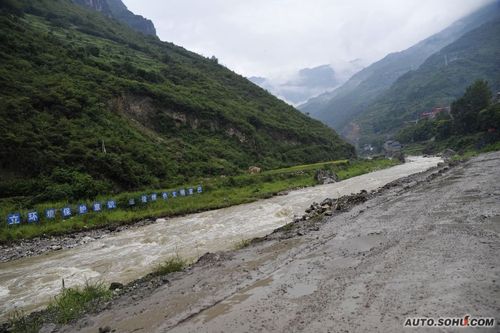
[
  {"x1": 0, "y1": 0, "x2": 354, "y2": 203},
  {"x1": 356, "y1": 17, "x2": 500, "y2": 146},
  {"x1": 299, "y1": 2, "x2": 500, "y2": 138}
]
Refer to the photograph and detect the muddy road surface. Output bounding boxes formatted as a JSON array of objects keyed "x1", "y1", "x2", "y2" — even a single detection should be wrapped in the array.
[{"x1": 61, "y1": 152, "x2": 500, "y2": 333}]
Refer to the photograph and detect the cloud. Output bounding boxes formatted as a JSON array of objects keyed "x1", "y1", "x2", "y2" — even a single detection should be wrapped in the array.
[{"x1": 122, "y1": 0, "x2": 493, "y2": 77}]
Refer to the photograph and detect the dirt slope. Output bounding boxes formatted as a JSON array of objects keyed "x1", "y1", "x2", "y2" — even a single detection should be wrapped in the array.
[{"x1": 62, "y1": 152, "x2": 500, "y2": 333}]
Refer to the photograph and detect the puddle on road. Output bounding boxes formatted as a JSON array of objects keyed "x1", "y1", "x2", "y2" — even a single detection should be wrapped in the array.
[
  {"x1": 337, "y1": 234, "x2": 388, "y2": 254},
  {"x1": 482, "y1": 215, "x2": 500, "y2": 234},
  {"x1": 341, "y1": 283, "x2": 366, "y2": 313},
  {"x1": 0, "y1": 156, "x2": 441, "y2": 319},
  {"x1": 286, "y1": 282, "x2": 317, "y2": 298}
]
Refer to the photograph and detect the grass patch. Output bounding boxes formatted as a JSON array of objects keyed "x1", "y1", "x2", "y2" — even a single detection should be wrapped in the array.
[
  {"x1": 233, "y1": 238, "x2": 252, "y2": 250},
  {"x1": 0, "y1": 158, "x2": 400, "y2": 242},
  {"x1": 450, "y1": 141, "x2": 500, "y2": 161},
  {"x1": 335, "y1": 158, "x2": 398, "y2": 179},
  {"x1": 152, "y1": 256, "x2": 188, "y2": 276},
  {"x1": 402, "y1": 136, "x2": 500, "y2": 161},
  {"x1": 278, "y1": 222, "x2": 295, "y2": 232},
  {"x1": 44, "y1": 281, "x2": 112, "y2": 325},
  {"x1": 7, "y1": 309, "x2": 41, "y2": 333},
  {"x1": 402, "y1": 142, "x2": 427, "y2": 156}
]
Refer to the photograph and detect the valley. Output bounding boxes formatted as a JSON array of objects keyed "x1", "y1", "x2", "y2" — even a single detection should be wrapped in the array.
[{"x1": 1, "y1": 1, "x2": 499, "y2": 332}]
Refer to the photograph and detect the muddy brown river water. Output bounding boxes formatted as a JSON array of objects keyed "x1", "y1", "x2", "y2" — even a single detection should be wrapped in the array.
[{"x1": 0, "y1": 156, "x2": 441, "y2": 319}]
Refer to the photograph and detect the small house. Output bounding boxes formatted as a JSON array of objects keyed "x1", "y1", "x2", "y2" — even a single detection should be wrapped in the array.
[
  {"x1": 383, "y1": 140, "x2": 402, "y2": 155},
  {"x1": 421, "y1": 106, "x2": 450, "y2": 119}
]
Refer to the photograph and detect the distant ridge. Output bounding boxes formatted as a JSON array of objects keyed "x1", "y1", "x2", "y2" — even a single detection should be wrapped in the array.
[{"x1": 299, "y1": 1, "x2": 500, "y2": 138}]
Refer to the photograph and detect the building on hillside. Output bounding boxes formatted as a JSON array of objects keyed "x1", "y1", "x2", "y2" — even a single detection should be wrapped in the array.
[
  {"x1": 383, "y1": 140, "x2": 402, "y2": 154},
  {"x1": 421, "y1": 106, "x2": 450, "y2": 119},
  {"x1": 362, "y1": 144, "x2": 374, "y2": 153}
]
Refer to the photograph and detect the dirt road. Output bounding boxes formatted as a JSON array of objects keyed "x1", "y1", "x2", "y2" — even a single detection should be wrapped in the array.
[{"x1": 64, "y1": 152, "x2": 500, "y2": 333}]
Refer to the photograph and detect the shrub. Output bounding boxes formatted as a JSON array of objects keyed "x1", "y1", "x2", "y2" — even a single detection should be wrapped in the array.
[
  {"x1": 152, "y1": 257, "x2": 187, "y2": 276},
  {"x1": 233, "y1": 238, "x2": 251, "y2": 250}
]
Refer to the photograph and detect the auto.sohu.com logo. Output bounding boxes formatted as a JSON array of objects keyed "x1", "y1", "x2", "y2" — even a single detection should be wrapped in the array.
[{"x1": 404, "y1": 315, "x2": 496, "y2": 328}]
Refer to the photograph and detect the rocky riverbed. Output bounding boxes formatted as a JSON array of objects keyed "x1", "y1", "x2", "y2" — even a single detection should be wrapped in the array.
[{"x1": 0, "y1": 219, "x2": 157, "y2": 263}]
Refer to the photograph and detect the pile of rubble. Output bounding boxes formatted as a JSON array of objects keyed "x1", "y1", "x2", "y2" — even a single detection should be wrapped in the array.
[{"x1": 293, "y1": 190, "x2": 370, "y2": 223}]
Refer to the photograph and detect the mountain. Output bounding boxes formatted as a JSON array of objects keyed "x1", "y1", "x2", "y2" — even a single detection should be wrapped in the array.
[
  {"x1": 299, "y1": 1, "x2": 500, "y2": 137},
  {"x1": 249, "y1": 64, "x2": 340, "y2": 105},
  {"x1": 0, "y1": 0, "x2": 353, "y2": 202},
  {"x1": 354, "y1": 17, "x2": 500, "y2": 146},
  {"x1": 73, "y1": 0, "x2": 156, "y2": 36},
  {"x1": 249, "y1": 61, "x2": 366, "y2": 106}
]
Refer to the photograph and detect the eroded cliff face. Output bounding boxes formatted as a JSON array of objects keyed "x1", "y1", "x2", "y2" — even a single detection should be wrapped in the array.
[
  {"x1": 112, "y1": 95, "x2": 248, "y2": 142},
  {"x1": 110, "y1": 94, "x2": 307, "y2": 155},
  {"x1": 73, "y1": 0, "x2": 109, "y2": 12},
  {"x1": 73, "y1": 0, "x2": 156, "y2": 36}
]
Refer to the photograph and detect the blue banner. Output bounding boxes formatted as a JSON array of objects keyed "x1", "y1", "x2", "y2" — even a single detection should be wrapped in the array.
[
  {"x1": 6, "y1": 185, "x2": 205, "y2": 225},
  {"x1": 46, "y1": 209, "x2": 56, "y2": 219},
  {"x1": 7, "y1": 213, "x2": 21, "y2": 225},
  {"x1": 93, "y1": 202, "x2": 102, "y2": 212},
  {"x1": 78, "y1": 204, "x2": 88, "y2": 215},
  {"x1": 27, "y1": 211, "x2": 39, "y2": 223},
  {"x1": 62, "y1": 207, "x2": 72, "y2": 218},
  {"x1": 107, "y1": 200, "x2": 117, "y2": 209}
]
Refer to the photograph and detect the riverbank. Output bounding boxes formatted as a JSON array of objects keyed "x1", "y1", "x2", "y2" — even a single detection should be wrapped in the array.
[
  {"x1": 0, "y1": 156, "x2": 460, "y2": 331},
  {"x1": 0, "y1": 158, "x2": 399, "y2": 260},
  {"x1": 47, "y1": 152, "x2": 498, "y2": 333}
]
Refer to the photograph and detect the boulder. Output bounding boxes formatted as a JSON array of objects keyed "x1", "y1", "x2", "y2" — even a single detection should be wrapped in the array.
[
  {"x1": 248, "y1": 166, "x2": 262, "y2": 174},
  {"x1": 392, "y1": 151, "x2": 406, "y2": 163},
  {"x1": 109, "y1": 282, "x2": 124, "y2": 291},
  {"x1": 98, "y1": 327, "x2": 111, "y2": 333},
  {"x1": 442, "y1": 148, "x2": 457, "y2": 160},
  {"x1": 315, "y1": 169, "x2": 338, "y2": 184},
  {"x1": 39, "y1": 323, "x2": 57, "y2": 333}
]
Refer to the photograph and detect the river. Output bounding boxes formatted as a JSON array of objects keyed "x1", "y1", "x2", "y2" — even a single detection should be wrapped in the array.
[{"x1": 0, "y1": 156, "x2": 441, "y2": 319}]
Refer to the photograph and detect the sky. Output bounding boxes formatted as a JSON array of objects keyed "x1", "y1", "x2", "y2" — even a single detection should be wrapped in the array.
[{"x1": 122, "y1": 0, "x2": 492, "y2": 78}]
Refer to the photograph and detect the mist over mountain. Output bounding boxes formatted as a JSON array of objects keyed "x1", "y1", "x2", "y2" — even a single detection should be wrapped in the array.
[
  {"x1": 249, "y1": 60, "x2": 365, "y2": 105},
  {"x1": 299, "y1": 1, "x2": 500, "y2": 139}
]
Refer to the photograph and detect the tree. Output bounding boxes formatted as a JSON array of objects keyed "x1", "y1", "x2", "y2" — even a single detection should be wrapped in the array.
[
  {"x1": 478, "y1": 104, "x2": 500, "y2": 131},
  {"x1": 0, "y1": 0, "x2": 24, "y2": 15},
  {"x1": 451, "y1": 80, "x2": 492, "y2": 134}
]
